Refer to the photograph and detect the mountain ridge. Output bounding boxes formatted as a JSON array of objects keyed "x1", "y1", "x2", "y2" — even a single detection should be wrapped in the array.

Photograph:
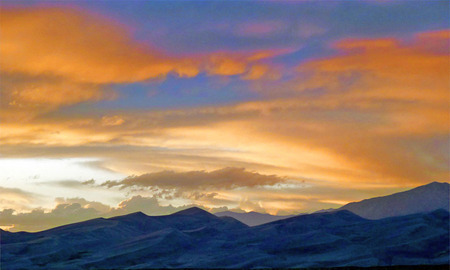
[
  {"x1": 2, "y1": 207, "x2": 447, "y2": 269},
  {"x1": 1, "y1": 182, "x2": 449, "y2": 269},
  {"x1": 339, "y1": 181, "x2": 449, "y2": 219}
]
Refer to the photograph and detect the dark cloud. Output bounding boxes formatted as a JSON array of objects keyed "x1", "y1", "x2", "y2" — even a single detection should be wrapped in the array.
[
  {"x1": 82, "y1": 179, "x2": 96, "y2": 185},
  {"x1": 102, "y1": 167, "x2": 286, "y2": 191},
  {"x1": 37, "y1": 180, "x2": 89, "y2": 189}
]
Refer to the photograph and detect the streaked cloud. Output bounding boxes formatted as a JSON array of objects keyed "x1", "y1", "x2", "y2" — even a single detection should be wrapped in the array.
[{"x1": 239, "y1": 29, "x2": 449, "y2": 184}]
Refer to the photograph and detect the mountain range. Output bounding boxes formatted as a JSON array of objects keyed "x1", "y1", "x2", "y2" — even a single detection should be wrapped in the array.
[
  {"x1": 1, "y1": 182, "x2": 449, "y2": 269},
  {"x1": 215, "y1": 182, "x2": 450, "y2": 226}
]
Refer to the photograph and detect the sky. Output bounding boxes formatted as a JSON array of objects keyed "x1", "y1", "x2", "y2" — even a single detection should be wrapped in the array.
[{"x1": 0, "y1": 0, "x2": 449, "y2": 232}]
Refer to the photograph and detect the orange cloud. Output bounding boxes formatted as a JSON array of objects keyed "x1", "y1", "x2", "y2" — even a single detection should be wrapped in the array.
[
  {"x1": 333, "y1": 38, "x2": 398, "y2": 50},
  {"x1": 295, "y1": 29, "x2": 450, "y2": 134},
  {"x1": 0, "y1": 7, "x2": 199, "y2": 83},
  {"x1": 1, "y1": 76, "x2": 113, "y2": 107},
  {"x1": 0, "y1": 7, "x2": 284, "y2": 84},
  {"x1": 203, "y1": 49, "x2": 287, "y2": 78},
  {"x1": 0, "y1": 6, "x2": 286, "y2": 124},
  {"x1": 242, "y1": 64, "x2": 281, "y2": 80},
  {"x1": 248, "y1": 30, "x2": 450, "y2": 183},
  {"x1": 101, "y1": 115, "x2": 125, "y2": 127}
]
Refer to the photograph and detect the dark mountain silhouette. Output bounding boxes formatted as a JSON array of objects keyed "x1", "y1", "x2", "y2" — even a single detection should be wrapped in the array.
[
  {"x1": 1, "y1": 183, "x2": 449, "y2": 269},
  {"x1": 2, "y1": 210, "x2": 448, "y2": 269}
]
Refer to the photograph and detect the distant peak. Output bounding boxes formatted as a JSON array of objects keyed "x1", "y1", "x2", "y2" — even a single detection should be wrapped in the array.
[
  {"x1": 414, "y1": 181, "x2": 449, "y2": 191},
  {"x1": 425, "y1": 181, "x2": 449, "y2": 186},
  {"x1": 171, "y1": 207, "x2": 213, "y2": 217},
  {"x1": 127, "y1": 211, "x2": 147, "y2": 217}
]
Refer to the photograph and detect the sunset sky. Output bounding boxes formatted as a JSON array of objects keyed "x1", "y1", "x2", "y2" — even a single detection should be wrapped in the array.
[{"x1": 0, "y1": 0, "x2": 449, "y2": 231}]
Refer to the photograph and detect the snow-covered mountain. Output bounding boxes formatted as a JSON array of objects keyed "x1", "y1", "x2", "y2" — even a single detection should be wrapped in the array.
[
  {"x1": 2, "y1": 206, "x2": 449, "y2": 269},
  {"x1": 340, "y1": 181, "x2": 450, "y2": 219},
  {"x1": 214, "y1": 210, "x2": 294, "y2": 226}
]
